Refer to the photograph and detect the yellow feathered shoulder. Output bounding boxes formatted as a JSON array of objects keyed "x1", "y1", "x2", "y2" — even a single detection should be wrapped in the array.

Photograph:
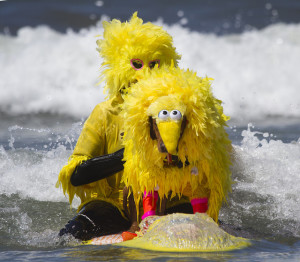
[{"x1": 121, "y1": 66, "x2": 232, "y2": 222}]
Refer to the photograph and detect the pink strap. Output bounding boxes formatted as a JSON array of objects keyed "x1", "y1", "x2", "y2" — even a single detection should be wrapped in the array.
[
  {"x1": 191, "y1": 198, "x2": 208, "y2": 205},
  {"x1": 141, "y1": 210, "x2": 156, "y2": 220},
  {"x1": 143, "y1": 190, "x2": 158, "y2": 199}
]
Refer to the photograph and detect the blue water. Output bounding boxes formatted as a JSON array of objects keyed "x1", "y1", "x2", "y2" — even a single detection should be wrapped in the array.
[{"x1": 0, "y1": 0, "x2": 300, "y2": 261}]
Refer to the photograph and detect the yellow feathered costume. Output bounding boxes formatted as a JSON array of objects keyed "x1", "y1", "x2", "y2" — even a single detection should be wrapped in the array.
[
  {"x1": 56, "y1": 13, "x2": 181, "y2": 213},
  {"x1": 122, "y1": 66, "x2": 232, "y2": 222}
]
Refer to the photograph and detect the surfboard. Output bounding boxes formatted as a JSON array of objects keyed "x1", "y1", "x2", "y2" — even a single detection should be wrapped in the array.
[
  {"x1": 84, "y1": 233, "x2": 123, "y2": 245},
  {"x1": 84, "y1": 213, "x2": 251, "y2": 252}
]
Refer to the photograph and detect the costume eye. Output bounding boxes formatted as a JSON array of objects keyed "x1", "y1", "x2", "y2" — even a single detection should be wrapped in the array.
[
  {"x1": 130, "y1": 59, "x2": 143, "y2": 70},
  {"x1": 170, "y1": 110, "x2": 182, "y2": 120},
  {"x1": 149, "y1": 60, "x2": 160, "y2": 69},
  {"x1": 158, "y1": 110, "x2": 169, "y2": 120}
]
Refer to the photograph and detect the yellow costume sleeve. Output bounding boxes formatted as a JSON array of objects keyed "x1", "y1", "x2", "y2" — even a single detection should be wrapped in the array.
[{"x1": 56, "y1": 97, "x2": 124, "y2": 208}]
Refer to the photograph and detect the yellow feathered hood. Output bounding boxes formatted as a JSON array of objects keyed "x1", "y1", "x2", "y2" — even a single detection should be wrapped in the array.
[
  {"x1": 121, "y1": 66, "x2": 232, "y2": 221},
  {"x1": 97, "y1": 12, "x2": 181, "y2": 99}
]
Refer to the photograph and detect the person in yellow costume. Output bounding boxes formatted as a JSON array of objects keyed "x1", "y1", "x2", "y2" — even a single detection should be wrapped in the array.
[{"x1": 56, "y1": 12, "x2": 191, "y2": 241}]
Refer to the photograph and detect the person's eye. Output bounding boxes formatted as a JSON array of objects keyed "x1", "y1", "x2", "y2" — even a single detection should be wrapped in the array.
[
  {"x1": 149, "y1": 60, "x2": 160, "y2": 69},
  {"x1": 130, "y1": 59, "x2": 143, "y2": 70}
]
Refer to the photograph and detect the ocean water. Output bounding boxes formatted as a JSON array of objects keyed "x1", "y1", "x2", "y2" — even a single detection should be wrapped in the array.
[{"x1": 0, "y1": 0, "x2": 300, "y2": 261}]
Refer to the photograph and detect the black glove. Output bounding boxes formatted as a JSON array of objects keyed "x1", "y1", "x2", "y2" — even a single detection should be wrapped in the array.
[{"x1": 70, "y1": 148, "x2": 125, "y2": 186}]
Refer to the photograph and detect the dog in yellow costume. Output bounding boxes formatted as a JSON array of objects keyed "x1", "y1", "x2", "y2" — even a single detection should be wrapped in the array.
[
  {"x1": 122, "y1": 66, "x2": 232, "y2": 222},
  {"x1": 56, "y1": 13, "x2": 182, "y2": 241}
]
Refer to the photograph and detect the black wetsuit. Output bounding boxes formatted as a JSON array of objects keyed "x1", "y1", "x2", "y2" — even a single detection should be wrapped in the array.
[
  {"x1": 59, "y1": 149, "x2": 130, "y2": 241},
  {"x1": 59, "y1": 148, "x2": 193, "y2": 241}
]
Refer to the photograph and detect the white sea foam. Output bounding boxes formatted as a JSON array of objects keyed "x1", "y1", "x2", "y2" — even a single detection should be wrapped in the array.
[
  {"x1": 0, "y1": 22, "x2": 106, "y2": 118},
  {"x1": 233, "y1": 125, "x2": 300, "y2": 219},
  {"x1": 0, "y1": 145, "x2": 71, "y2": 202},
  {"x1": 0, "y1": 19, "x2": 300, "y2": 121},
  {"x1": 167, "y1": 22, "x2": 300, "y2": 121},
  {"x1": 0, "y1": 123, "x2": 82, "y2": 207}
]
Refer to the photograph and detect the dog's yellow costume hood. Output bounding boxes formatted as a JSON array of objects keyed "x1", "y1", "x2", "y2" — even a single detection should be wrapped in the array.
[
  {"x1": 97, "y1": 12, "x2": 181, "y2": 99},
  {"x1": 122, "y1": 66, "x2": 232, "y2": 222}
]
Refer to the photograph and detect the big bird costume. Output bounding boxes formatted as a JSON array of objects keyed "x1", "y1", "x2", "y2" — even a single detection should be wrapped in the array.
[
  {"x1": 56, "y1": 13, "x2": 183, "y2": 241},
  {"x1": 122, "y1": 66, "x2": 232, "y2": 223}
]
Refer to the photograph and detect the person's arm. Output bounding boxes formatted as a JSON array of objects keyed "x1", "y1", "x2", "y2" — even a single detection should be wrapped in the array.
[
  {"x1": 56, "y1": 103, "x2": 118, "y2": 205},
  {"x1": 70, "y1": 148, "x2": 125, "y2": 186}
]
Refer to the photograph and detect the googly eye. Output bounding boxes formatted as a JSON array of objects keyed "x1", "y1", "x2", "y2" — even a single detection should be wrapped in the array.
[
  {"x1": 158, "y1": 110, "x2": 169, "y2": 120},
  {"x1": 170, "y1": 110, "x2": 182, "y2": 120}
]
